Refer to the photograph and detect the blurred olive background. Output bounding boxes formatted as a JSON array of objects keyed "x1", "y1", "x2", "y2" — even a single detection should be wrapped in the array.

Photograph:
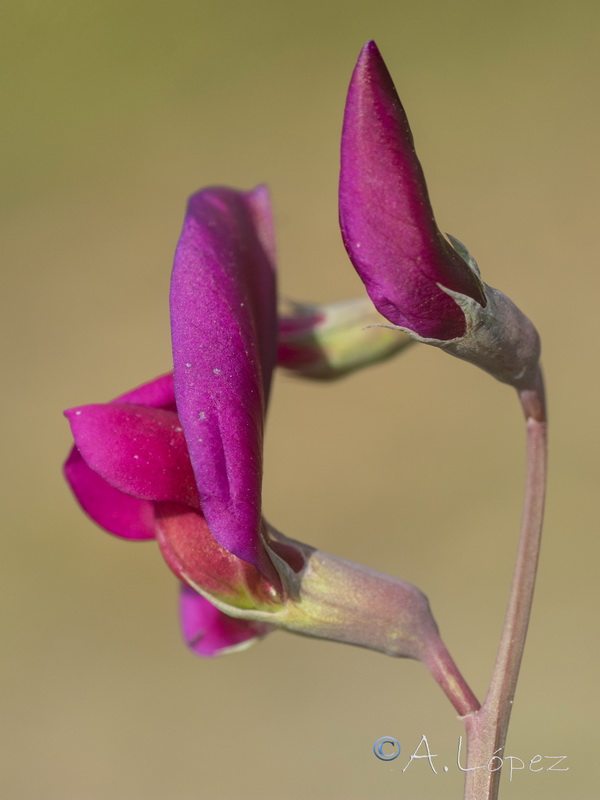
[{"x1": 2, "y1": 1, "x2": 597, "y2": 798}]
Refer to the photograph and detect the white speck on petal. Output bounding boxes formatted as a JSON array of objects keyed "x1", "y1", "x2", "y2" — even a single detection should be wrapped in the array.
[
  {"x1": 133, "y1": 454, "x2": 139, "y2": 460},
  {"x1": 198, "y1": 412, "x2": 206, "y2": 420},
  {"x1": 197, "y1": 438, "x2": 203, "y2": 443},
  {"x1": 356, "y1": 242, "x2": 361, "y2": 248},
  {"x1": 185, "y1": 363, "x2": 192, "y2": 368},
  {"x1": 213, "y1": 368, "x2": 221, "y2": 375}
]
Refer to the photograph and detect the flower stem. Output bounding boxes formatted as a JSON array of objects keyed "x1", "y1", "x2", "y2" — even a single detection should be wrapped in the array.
[
  {"x1": 461, "y1": 366, "x2": 547, "y2": 800},
  {"x1": 422, "y1": 636, "x2": 481, "y2": 717}
]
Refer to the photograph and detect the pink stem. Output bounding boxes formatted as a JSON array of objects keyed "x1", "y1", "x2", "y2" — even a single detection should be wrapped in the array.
[
  {"x1": 422, "y1": 635, "x2": 481, "y2": 717},
  {"x1": 462, "y1": 367, "x2": 547, "y2": 800}
]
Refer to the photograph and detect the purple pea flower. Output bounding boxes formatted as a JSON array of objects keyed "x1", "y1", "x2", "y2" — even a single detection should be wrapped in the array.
[
  {"x1": 64, "y1": 184, "x2": 478, "y2": 710},
  {"x1": 340, "y1": 41, "x2": 540, "y2": 391},
  {"x1": 65, "y1": 187, "x2": 282, "y2": 655}
]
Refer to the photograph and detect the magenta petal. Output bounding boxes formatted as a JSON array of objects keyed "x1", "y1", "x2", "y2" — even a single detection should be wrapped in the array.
[
  {"x1": 63, "y1": 374, "x2": 176, "y2": 540},
  {"x1": 65, "y1": 404, "x2": 200, "y2": 507},
  {"x1": 64, "y1": 447, "x2": 156, "y2": 539},
  {"x1": 170, "y1": 186, "x2": 277, "y2": 570},
  {"x1": 180, "y1": 583, "x2": 273, "y2": 656},
  {"x1": 339, "y1": 41, "x2": 486, "y2": 340},
  {"x1": 115, "y1": 372, "x2": 176, "y2": 410}
]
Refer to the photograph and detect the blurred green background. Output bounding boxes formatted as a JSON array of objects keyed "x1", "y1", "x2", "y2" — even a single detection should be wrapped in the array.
[{"x1": 2, "y1": 1, "x2": 597, "y2": 798}]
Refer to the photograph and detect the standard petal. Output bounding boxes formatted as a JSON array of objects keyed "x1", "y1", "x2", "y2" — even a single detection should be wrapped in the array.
[
  {"x1": 339, "y1": 41, "x2": 486, "y2": 340},
  {"x1": 65, "y1": 404, "x2": 200, "y2": 507},
  {"x1": 64, "y1": 447, "x2": 156, "y2": 539},
  {"x1": 170, "y1": 186, "x2": 277, "y2": 572},
  {"x1": 180, "y1": 583, "x2": 273, "y2": 657}
]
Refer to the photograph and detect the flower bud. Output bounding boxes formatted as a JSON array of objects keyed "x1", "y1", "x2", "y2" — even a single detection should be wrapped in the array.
[
  {"x1": 339, "y1": 41, "x2": 541, "y2": 390},
  {"x1": 278, "y1": 297, "x2": 413, "y2": 379}
]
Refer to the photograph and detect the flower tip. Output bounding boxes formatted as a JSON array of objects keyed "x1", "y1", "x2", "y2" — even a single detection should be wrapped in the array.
[
  {"x1": 63, "y1": 405, "x2": 89, "y2": 428},
  {"x1": 361, "y1": 39, "x2": 380, "y2": 55},
  {"x1": 240, "y1": 184, "x2": 270, "y2": 222},
  {"x1": 354, "y1": 39, "x2": 393, "y2": 86},
  {"x1": 245, "y1": 182, "x2": 269, "y2": 204},
  {"x1": 359, "y1": 39, "x2": 383, "y2": 57}
]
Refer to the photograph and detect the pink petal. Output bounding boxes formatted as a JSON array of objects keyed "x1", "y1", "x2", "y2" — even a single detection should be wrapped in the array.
[
  {"x1": 170, "y1": 186, "x2": 277, "y2": 572},
  {"x1": 180, "y1": 583, "x2": 273, "y2": 657},
  {"x1": 114, "y1": 372, "x2": 176, "y2": 410},
  {"x1": 65, "y1": 404, "x2": 200, "y2": 507},
  {"x1": 64, "y1": 447, "x2": 156, "y2": 539},
  {"x1": 64, "y1": 373, "x2": 176, "y2": 540}
]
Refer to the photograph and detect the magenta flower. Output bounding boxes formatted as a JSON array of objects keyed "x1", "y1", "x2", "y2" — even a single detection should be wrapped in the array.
[
  {"x1": 340, "y1": 42, "x2": 540, "y2": 389},
  {"x1": 65, "y1": 187, "x2": 281, "y2": 655},
  {"x1": 64, "y1": 184, "x2": 474, "y2": 698}
]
